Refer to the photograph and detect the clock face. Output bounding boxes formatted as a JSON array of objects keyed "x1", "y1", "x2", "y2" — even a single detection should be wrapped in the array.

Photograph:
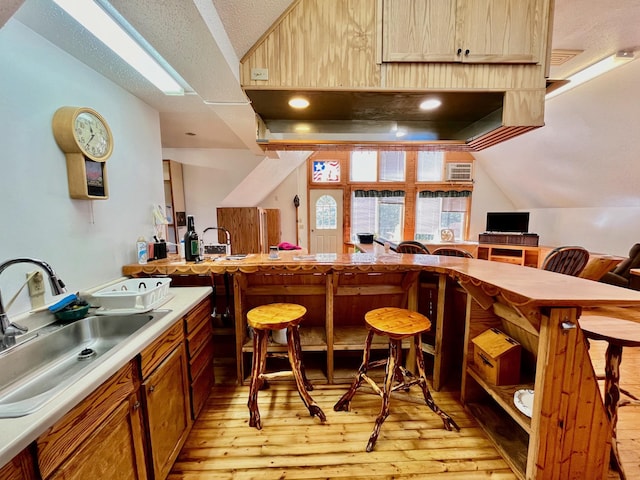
[{"x1": 74, "y1": 111, "x2": 111, "y2": 159}]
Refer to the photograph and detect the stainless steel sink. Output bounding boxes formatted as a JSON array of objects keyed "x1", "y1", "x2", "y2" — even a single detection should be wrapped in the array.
[{"x1": 0, "y1": 311, "x2": 169, "y2": 418}]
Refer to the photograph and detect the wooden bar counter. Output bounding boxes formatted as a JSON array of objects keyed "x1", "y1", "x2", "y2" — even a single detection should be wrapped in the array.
[{"x1": 123, "y1": 252, "x2": 640, "y2": 480}]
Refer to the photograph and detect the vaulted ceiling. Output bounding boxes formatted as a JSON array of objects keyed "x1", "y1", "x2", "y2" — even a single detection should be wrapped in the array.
[{"x1": 5, "y1": 0, "x2": 640, "y2": 209}]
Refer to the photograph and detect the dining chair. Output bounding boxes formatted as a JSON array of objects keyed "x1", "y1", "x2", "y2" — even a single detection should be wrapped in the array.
[
  {"x1": 541, "y1": 246, "x2": 590, "y2": 276},
  {"x1": 396, "y1": 241, "x2": 430, "y2": 254},
  {"x1": 431, "y1": 247, "x2": 473, "y2": 258}
]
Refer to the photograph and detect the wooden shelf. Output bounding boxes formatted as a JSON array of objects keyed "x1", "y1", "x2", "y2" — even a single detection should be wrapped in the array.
[
  {"x1": 242, "y1": 326, "x2": 327, "y2": 353},
  {"x1": 212, "y1": 327, "x2": 234, "y2": 336},
  {"x1": 333, "y1": 325, "x2": 411, "y2": 350},
  {"x1": 466, "y1": 366, "x2": 533, "y2": 434}
]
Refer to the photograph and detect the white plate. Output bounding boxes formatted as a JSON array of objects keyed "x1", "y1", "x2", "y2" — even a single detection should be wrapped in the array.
[
  {"x1": 513, "y1": 389, "x2": 534, "y2": 418},
  {"x1": 95, "y1": 293, "x2": 173, "y2": 316}
]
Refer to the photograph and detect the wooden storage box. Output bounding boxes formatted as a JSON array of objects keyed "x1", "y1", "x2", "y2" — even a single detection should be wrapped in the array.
[{"x1": 471, "y1": 328, "x2": 521, "y2": 385}]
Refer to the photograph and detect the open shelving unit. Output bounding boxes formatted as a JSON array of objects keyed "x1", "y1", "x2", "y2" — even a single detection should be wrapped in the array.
[{"x1": 477, "y1": 244, "x2": 541, "y2": 267}]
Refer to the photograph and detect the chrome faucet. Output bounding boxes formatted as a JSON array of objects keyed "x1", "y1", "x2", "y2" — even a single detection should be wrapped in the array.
[
  {"x1": 202, "y1": 227, "x2": 232, "y2": 255},
  {"x1": 0, "y1": 258, "x2": 66, "y2": 339}
]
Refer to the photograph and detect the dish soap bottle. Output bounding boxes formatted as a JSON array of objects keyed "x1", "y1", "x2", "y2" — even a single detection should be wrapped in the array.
[
  {"x1": 184, "y1": 215, "x2": 200, "y2": 262},
  {"x1": 136, "y1": 236, "x2": 148, "y2": 264}
]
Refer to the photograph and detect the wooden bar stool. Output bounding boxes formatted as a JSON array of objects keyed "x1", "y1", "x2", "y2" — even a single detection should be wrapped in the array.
[
  {"x1": 246, "y1": 302, "x2": 326, "y2": 429},
  {"x1": 579, "y1": 315, "x2": 640, "y2": 480},
  {"x1": 334, "y1": 307, "x2": 459, "y2": 451}
]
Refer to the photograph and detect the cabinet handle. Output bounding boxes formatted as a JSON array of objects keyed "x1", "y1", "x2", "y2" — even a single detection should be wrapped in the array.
[
  {"x1": 465, "y1": 49, "x2": 470, "y2": 56},
  {"x1": 457, "y1": 48, "x2": 462, "y2": 55},
  {"x1": 133, "y1": 401, "x2": 141, "y2": 410},
  {"x1": 149, "y1": 385, "x2": 156, "y2": 393},
  {"x1": 478, "y1": 353, "x2": 494, "y2": 367}
]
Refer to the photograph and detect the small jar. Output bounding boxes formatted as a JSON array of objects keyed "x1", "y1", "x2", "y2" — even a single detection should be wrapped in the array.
[{"x1": 269, "y1": 246, "x2": 279, "y2": 259}]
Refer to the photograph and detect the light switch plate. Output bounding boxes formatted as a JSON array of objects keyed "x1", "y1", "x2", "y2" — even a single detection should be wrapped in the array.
[{"x1": 251, "y1": 68, "x2": 269, "y2": 81}]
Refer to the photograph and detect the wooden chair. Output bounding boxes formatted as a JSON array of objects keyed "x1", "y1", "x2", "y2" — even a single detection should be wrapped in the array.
[
  {"x1": 579, "y1": 315, "x2": 640, "y2": 479},
  {"x1": 246, "y1": 303, "x2": 326, "y2": 429},
  {"x1": 541, "y1": 246, "x2": 590, "y2": 276},
  {"x1": 431, "y1": 247, "x2": 473, "y2": 258},
  {"x1": 396, "y1": 241, "x2": 430, "y2": 254},
  {"x1": 334, "y1": 307, "x2": 459, "y2": 451}
]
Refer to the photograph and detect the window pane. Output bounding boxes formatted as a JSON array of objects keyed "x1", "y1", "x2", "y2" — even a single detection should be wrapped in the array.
[
  {"x1": 351, "y1": 192, "x2": 404, "y2": 242},
  {"x1": 379, "y1": 151, "x2": 406, "y2": 181},
  {"x1": 415, "y1": 194, "x2": 468, "y2": 241},
  {"x1": 417, "y1": 151, "x2": 444, "y2": 181},
  {"x1": 350, "y1": 151, "x2": 377, "y2": 181},
  {"x1": 315, "y1": 195, "x2": 337, "y2": 229}
]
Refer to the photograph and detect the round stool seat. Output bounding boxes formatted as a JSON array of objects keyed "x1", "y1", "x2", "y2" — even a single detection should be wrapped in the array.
[
  {"x1": 579, "y1": 315, "x2": 640, "y2": 347},
  {"x1": 365, "y1": 307, "x2": 431, "y2": 339},
  {"x1": 247, "y1": 303, "x2": 306, "y2": 331}
]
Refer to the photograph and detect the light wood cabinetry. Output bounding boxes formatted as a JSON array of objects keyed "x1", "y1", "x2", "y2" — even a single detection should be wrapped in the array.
[
  {"x1": 36, "y1": 361, "x2": 145, "y2": 480},
  {"x1": 477, "y1": 244, "x2": 540, "y2": 267},
  {"x1": 217, "y1": 207, "x2": 281, "y2": 254},
  {"x1": 184, "y1": 296, "x2": 215, "y2": 419},
  {"x1": 140, "y1": 321, "x2": 192, "y2": 480},
  {"x1": 0, "y1": 448, "x2": 37, "y2": 480},
  {"x1": 383, "y1": 0, "x2": 548, "y2": 64}
]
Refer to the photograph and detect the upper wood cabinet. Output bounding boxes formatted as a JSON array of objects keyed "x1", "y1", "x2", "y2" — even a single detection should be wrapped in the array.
[
  {"x1": 217, "y1": 207, "x2": 281, "y2": 254},
  {"x1": 383, "y1": 0, "x2": 549, "y2": 64}
]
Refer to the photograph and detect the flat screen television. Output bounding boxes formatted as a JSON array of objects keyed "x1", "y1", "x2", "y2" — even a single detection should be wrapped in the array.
[{"x1": 485, "y1": 212, "x2": 530, "y2": 233}]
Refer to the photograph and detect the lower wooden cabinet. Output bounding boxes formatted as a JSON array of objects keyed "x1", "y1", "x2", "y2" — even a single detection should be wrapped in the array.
[
  {"x1": 0, "y1": 448, "x2": 37, "y2": 480},
  {"x1": 48, "y1": 394, "x2": 147, "y2": 480},
  {"x1": 141, "y1": 336, "x2": 192, "y2": 480}
]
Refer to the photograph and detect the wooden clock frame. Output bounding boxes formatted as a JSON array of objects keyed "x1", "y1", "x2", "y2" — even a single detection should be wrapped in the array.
[{"x1": 52, "y1": 106, "x2": 113, "y2": 200}]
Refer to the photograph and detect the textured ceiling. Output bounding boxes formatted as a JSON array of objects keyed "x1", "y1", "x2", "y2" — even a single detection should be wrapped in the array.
[{"x1": 7, "y1": 0, "x2": 640, "y2": 151}]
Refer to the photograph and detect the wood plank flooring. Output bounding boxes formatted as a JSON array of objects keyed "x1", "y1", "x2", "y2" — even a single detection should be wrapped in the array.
[{"x1": 170, "y1": 341, "x2": 640, "y2": 479}]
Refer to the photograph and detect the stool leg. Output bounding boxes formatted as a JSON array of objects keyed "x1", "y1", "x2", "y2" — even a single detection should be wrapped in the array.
[
  {"x1": 604, "y1": 343, "x2": 626, "y2": 479},
  {"x1": 334, "y1": 330, "x2": 375, "y2": 412},
  {"x1": 286, "y1": 326, "x2": 326, "y2": 423},
  {"x1": 291, "y1": 325, "x2": 313, "y2": 391},
  {"x1": 414, "y1": 334, "x2": 459, "y2": 432},
  {"x1": 367, "y1": 339, "x2": 401, "y2": 452},
  {"x1": 247, "y1": 329, "x2": 268, "y2": 429}
]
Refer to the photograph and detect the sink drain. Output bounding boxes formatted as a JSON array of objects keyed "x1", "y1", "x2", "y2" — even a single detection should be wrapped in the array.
[{"x1": 77, "y1": 348, "x2": 96, "y2": 360}]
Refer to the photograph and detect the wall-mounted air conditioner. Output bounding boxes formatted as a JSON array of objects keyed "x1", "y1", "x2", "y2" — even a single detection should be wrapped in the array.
[{"x1": 446, "y1": 162, "x2": 473, "y2": 182}]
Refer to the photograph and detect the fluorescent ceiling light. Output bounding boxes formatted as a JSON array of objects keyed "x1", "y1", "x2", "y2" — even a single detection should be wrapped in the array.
[
  {"x1": 547, "y1": 51, "x2": 635, "y2": 99},
  {"x1": 52, "y1": 0, "x2": 184, "y2": 95}
]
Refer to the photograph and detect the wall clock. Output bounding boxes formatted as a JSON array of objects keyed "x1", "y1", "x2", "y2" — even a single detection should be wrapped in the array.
[{"x1": 52, "y1": 106, "x2": 113, "y2": 199}]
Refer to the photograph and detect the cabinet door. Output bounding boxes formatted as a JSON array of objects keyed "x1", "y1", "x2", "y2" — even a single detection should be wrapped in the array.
[
  {"x1": 48, "y1": 394, "x2": 147, "y2": 480},
  {"x1": 383, "y1": 0, "x2": 458, "y2": 62},
  {"x1": 143, "y1": 344, "x2": 192, "y2": 480},
  {"x1": 0, "y1": 449, "x2": 37, "y2": 480},
  {"x1": 457, "y1": 0, "x2": 541, "y2": 63}
]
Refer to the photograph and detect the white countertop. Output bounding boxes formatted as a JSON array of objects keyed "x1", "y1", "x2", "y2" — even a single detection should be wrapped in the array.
[{"x1": 0, "y1": 285, "x2": 212, "y2": 467}]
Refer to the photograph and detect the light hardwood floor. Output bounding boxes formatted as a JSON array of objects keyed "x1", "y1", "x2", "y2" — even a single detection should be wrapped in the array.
[{"x1": 169, "y1": 342, "x2": 640, "y2": 479}]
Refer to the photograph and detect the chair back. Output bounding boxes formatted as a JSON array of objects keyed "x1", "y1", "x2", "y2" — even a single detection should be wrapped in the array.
[
  {"x1": 396, "y1": 241, "x2": 430, "y2": 254},
  {"x1": 432, "y1": 247, "x2": 473, "y2": 258},
  {"x1": 542, "y1": 246, "x2": 590, "y2": 276}
]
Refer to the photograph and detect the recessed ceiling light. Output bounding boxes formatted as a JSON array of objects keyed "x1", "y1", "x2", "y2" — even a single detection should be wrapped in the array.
[
  {"x1": 420, "y1": 98, "x2": 442, "y2": 110},
  {"x1": 289, "y1": 97, "x2": 310, "y2": 109}
]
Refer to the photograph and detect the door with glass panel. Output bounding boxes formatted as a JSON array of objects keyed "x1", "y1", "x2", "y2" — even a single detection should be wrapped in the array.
[{"x1": 309, "y1": 189, "x2": 343, "y2": 253}]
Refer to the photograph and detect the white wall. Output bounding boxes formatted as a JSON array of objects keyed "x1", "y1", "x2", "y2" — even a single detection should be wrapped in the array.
[{"x1": 0, "y1": 20, "x2": 164, "y2": 316}]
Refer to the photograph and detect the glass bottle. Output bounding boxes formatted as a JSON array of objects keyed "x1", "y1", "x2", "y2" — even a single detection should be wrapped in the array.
[{"x1": 184, "y1": 215, "x2": 200, "y2": 262}]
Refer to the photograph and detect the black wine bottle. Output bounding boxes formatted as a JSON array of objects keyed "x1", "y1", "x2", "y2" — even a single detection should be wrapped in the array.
[{"x1": 184, "y1": 215, "x2": 200, "y2": 262}]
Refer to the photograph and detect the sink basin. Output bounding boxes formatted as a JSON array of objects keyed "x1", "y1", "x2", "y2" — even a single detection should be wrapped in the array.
[{"x1": 0, "y1": 311, "x2": 169, "y2": 418}]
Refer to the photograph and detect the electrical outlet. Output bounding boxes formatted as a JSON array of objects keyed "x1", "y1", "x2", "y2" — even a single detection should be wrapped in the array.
[
  {"x1": 250, "y1": 68, "x2": 269, "y2": 81},
  {"x1": 28, "y1": 271, "x2": 45, "y2": 309},
  {"x1": 28, "y1": 271, "x2": 45, "y2": 297}
]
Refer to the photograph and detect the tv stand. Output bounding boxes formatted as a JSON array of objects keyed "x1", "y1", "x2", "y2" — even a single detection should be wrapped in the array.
[
  {"x1": 478, "y1": 232, "x2": 539, "y2": 246},
  {"x1": 477, "y1": 244, "x2": 540, "y2": 267}
]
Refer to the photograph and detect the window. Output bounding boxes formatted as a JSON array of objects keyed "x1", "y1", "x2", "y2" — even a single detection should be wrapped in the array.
[
  {"x1": 350, "y1": 151, "x2": 406, "y2": 182},
  {"x1": 417, "y1": 151, "x2": 444, "y2": 181},
  {"x1": 415, "y1": 191, "x2": 470, "y2": 241},
  {"x1": 315, "y1": 195, "x2": 337, "y2": 229},
  {"x1": 351, "y1": 190, "x2": 405, "y2": 242}
]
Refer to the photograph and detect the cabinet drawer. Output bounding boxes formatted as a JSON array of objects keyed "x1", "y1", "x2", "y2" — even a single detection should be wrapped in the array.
[
  {"x1": 190, "y1": 337, "x2": 214, "y2": 382},
  {"x1": 187, "y1": 316, "x2": 213, "y2": 359},
  {"x1": 191, "y1": 362, "x2": 214, "y2": 419},
  {"x1": 184, "y1": 296, "x2": 212, "y2": 334},
  {"x1": 37, "y1": 361, "x2": 137, "y2": 479},
  {"x1": 140, "y1": 321, "x2": 184, "y2": 379}
]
